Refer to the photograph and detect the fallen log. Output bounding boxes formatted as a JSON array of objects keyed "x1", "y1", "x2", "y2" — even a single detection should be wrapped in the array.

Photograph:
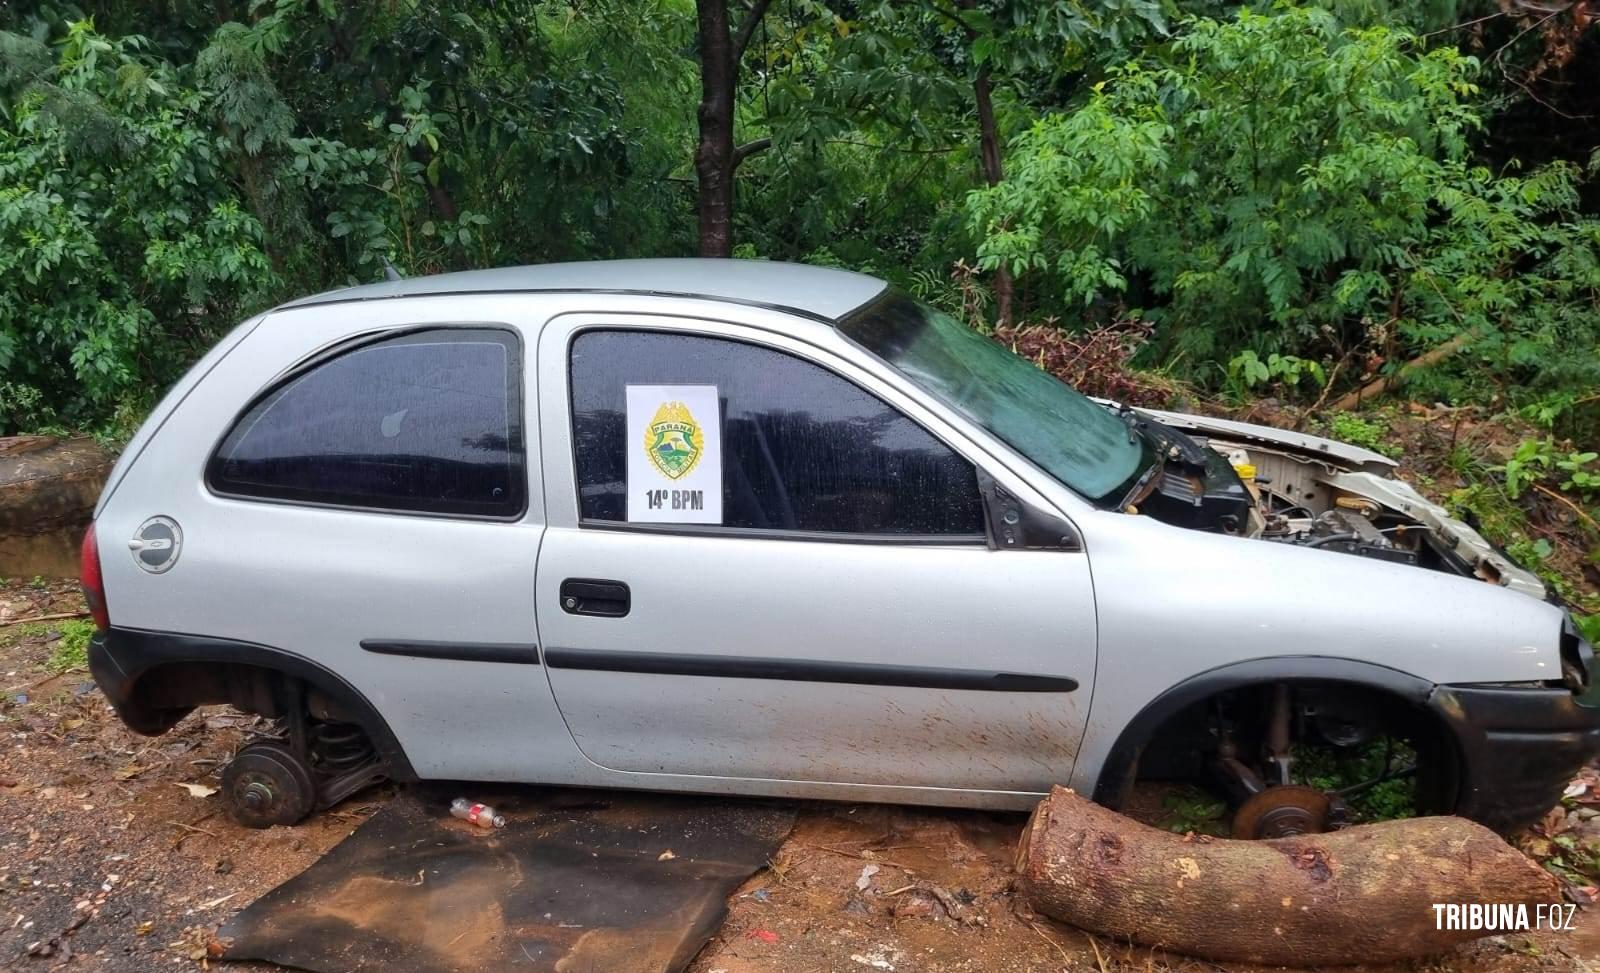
[
  {"x1": 1015, "y1": 787, "x2": 1560, "y2": 966},
  {"x1": 1327, "y1": 333, "x2": 1470, "y2": 413},
  {"x1": 0, "y1": 436, "x2": 114, "y2": 536}
]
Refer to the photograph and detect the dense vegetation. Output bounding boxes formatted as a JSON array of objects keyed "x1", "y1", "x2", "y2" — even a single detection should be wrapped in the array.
[{"x1": 1, "y1": 0, "x2": 1596, "y2": 624}]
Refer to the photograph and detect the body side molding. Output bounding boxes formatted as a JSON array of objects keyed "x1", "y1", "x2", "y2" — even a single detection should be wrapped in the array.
[
  {"x1": 543, "y1": 647, "x2": 1077, "y2": 692},
  {"x1": 360, "y1": 639, "x2": 540, "y2": 664}
]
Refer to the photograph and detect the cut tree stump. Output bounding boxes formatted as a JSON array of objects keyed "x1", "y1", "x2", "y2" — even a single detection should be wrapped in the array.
[{"x1": 1015, "y1": 787, "x2": 1560, "y2": 966}]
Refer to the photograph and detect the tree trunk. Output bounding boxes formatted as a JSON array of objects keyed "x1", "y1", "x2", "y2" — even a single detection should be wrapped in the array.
[
  {"x1": 1016, "y1": 787, "x2": 1560, "y2": 966},
  {"x1": 693, "y1": 1, "x2": 774, "y2": 258},
  {"x1": 694, "y1": 0, "x2": 736, "y2": 258},
  {"x1": 972, "y1": 66, "x2": 1004, "y2": 188},
  {"x1": 961, "y1": 0, "x2": 1012, "y2": 324},
  {"x1": 417, "y1": 147, "x2": 460, "y2": 224}
]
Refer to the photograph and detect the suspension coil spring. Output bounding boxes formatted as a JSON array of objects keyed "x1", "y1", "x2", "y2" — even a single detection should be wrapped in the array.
[{"x1": 308, "y1": 720, "x2": 374, "y2": 774}]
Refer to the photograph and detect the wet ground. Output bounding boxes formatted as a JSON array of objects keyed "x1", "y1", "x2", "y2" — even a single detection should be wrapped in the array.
[{"x1": 2, "y1": 577, "x2": 1596, "y2": 972}]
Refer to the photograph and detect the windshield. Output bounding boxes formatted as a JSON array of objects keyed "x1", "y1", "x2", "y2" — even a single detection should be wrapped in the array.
[{"x1": 839, "y1": 293, "x2": 1153, "y2": 502}]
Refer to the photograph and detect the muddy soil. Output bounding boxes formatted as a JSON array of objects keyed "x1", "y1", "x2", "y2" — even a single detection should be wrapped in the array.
[
  {"x1": 2, "y1": 578, "x2": 1596, "y2": 973},
  {"x1": 0, "y1": 579, "x2": 379, "y2": 971}
]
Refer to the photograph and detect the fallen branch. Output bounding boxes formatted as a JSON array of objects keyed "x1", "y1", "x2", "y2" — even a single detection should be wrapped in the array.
[
  {"x1": 1015, "y1": 787, "x2": 1559, "y2": 966},
  {"x1": 1025, "y1": 920, "x2": 1074, "y2": 968},
  {"x1": 796, "y1": 842, "x2": 916, "y2": 872},
  {"x1": 167, "y1": 815, "x2": 220, "y2": 849},
  {"x1": 4, "y1": 610, "x2": 91, "y2": 627},
  {"x1": 1328, "y1": 334, "x2": 1470, "y2": 413}
]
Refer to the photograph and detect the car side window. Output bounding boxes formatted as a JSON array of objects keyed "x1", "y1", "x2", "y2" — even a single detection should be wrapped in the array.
[
  {"x1": 569, "y1": 329, "x2": 985, "y2": 536},
  {"x1": 208, "y1": 327, "x2": 525, "y2": 518}
]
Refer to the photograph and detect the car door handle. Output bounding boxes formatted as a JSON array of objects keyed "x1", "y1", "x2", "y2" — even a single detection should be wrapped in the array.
[{"x1": 560, "y1": 579, "x2": 631, "y2": 618}]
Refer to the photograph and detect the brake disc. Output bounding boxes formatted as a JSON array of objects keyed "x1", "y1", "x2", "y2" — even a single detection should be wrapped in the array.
[{"x1": 1231, "y1": 785, "x2": 1348, "y2": 839}]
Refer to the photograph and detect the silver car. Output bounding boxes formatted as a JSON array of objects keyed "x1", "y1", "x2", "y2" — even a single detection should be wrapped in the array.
[{"x1": 83, "y1": 259, "x2": 1599, "y2": 835}]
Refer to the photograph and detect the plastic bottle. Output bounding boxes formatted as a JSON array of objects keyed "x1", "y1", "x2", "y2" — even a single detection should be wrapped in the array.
[{"x1": 450, "y1": 797, "x2": 506, "y2": 829}]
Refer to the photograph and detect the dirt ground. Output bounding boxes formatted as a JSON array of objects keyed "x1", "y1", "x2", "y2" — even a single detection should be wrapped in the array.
[{"x1": 2, "y1": 578, "x2": 1598, "y2": 973}]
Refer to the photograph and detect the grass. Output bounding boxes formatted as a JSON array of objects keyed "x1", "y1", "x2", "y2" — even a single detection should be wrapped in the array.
[
  {"x1": 44, "y1": 620, "x2": 95, "y2": 673},
  {"x1": 21, "y1": 619, "x2": 97, "y2": 674}
]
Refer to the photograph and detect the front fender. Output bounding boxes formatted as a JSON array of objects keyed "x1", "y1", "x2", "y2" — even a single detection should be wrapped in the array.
[
  {"x1": 1086, "y1": 655, "x2": 1439, "y2": 807},
  {"x1": 1068, "y1": 510, "x2": 1566, "y2": 796}
]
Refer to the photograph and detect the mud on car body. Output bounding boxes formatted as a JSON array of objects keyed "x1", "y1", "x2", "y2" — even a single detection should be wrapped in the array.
[{"x1": 83, "y1": 259, "x2": 1600, "y2": 833}]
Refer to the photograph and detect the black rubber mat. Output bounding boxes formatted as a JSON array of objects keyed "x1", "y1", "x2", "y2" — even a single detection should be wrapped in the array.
[{"x1": 216, "y1": 786, "x2": 796, "y2": 973}]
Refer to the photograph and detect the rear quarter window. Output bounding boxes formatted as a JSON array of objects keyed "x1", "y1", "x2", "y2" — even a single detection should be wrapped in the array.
[{"x1": 207, "y1": 327, "x2": 525, "y2": 518}]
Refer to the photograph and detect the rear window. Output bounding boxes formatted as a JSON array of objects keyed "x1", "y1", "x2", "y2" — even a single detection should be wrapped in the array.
[{"x1": 207, "y1": 327, "x2": 525, "y2": 518}]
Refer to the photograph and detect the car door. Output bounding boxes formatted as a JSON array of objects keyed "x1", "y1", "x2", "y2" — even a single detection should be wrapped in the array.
[{"x1": 534, "y1": 311, "x2": 1098, "y2": 793}]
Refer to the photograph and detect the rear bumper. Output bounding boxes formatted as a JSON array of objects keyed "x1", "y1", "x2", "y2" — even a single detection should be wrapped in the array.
[
  {"x1": 88, "y1": 628, "x2": 177, "y2": 734},
  {"x1": 1433, "y1": 619, "x2": 1600, "y2": 832}
]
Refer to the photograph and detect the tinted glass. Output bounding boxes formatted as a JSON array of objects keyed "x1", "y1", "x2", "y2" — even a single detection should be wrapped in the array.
[
  {"x1": 841, "y1": 294, "x2": 1153, "y2": 501},
  {"x1": 570, "y1": 330, "x2": 984, "y2": 535},
  {"x1": 210, "y1": 328, "x2": 525, "y2": 517}
]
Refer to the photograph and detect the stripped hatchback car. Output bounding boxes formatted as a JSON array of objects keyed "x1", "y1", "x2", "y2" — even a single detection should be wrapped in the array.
[{"x1": 85, "y1": 260, "x2": 1600, "y2": 834}]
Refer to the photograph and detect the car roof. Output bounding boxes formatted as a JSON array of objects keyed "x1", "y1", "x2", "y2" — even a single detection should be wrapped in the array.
[{"x1": 276, "y1": 258, "x2": 889, "y2": 321}]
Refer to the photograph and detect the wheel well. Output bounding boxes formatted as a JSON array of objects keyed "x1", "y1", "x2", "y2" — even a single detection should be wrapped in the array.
[
  {"x1": 133, "y1": 661, "x2": 352, "y2": 723},
  {"x1": 1092, "y1": 661, "x2": 1461, "y2": 814},
  {"x1": 124, "y1": 659, "x2": 416, "y2": 782}
]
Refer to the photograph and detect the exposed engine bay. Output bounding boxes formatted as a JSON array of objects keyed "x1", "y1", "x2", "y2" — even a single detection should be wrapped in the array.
[{"x1": 1111, "y1": 404, "x2": 1547, "y2": 600}]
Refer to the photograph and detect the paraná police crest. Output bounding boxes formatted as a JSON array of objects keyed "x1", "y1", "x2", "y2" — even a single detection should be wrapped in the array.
[{"x1": 644, "y1": 400, "x2": 703, "y2": 480}]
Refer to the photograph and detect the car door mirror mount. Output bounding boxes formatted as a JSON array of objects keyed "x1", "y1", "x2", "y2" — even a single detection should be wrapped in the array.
[{"x1": 977, "y1": 471, "x2": 1083, "y2": 552}]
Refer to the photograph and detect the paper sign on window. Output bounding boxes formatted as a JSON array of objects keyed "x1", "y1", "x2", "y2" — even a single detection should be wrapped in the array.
[{"x1": 625, "y1": 385, "x2": 723, "y2": 524}]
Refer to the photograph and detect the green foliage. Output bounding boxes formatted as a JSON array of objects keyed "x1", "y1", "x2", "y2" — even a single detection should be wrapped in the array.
[
  {"x1": 1540, "y1": 832, "x2": 1600, "y2": 892},
  {"x1": 0, "y1": 5, "x2": 691, "y2": 433},
  {"x1": 968, "y1": 7, "x2": 1600, "y2": 398},
  {"x1": 1323, "y1": 411, "x2": 1402, "y2": 458},
  {"x1": 1578, "y1": 614, "x2": 1600, "y2": 646},
  {"x1": 0, "y1": 21, "x2": 277, "y2": 435},
  {"x1": 1156, "y1": 786, "x2": 1228, "y2": 835},
  {"x1": 1, "y1": 0, "x2": 1598, "y2": 464},
  {"x1": 1495, "y1": 438, "x2": 1600, "y2": 501},
  {"x1": 3, "y1": 618, "x2": 98, "y2": 673},
  {"x1": 1293, "y1": 739, "x2": 1417, "y2": 822},
  {"x1": 1225, "y1": 350, "x2": 1326, "y2": 399},
  {"x1": 1448, "y1": 449, "x2": 1598, "y2": 629}
]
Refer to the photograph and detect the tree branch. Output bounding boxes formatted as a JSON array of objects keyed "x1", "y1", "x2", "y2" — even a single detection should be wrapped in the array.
[
  {"x1": 1488, "y1": 4, "x2": 1566, "y2": 64},
  {"x1": 1416, "y1": 10, "x2": 1506, "y2": 38},
  {"x1": 732, "y1": 0, "x2": 775, "y2": 61},
  {"x1": 921, "y1": 0, "x2": 969, "y2": 29},
  {"x1": 732, "y1": 136, "x2": 773, "y2": 168}
]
